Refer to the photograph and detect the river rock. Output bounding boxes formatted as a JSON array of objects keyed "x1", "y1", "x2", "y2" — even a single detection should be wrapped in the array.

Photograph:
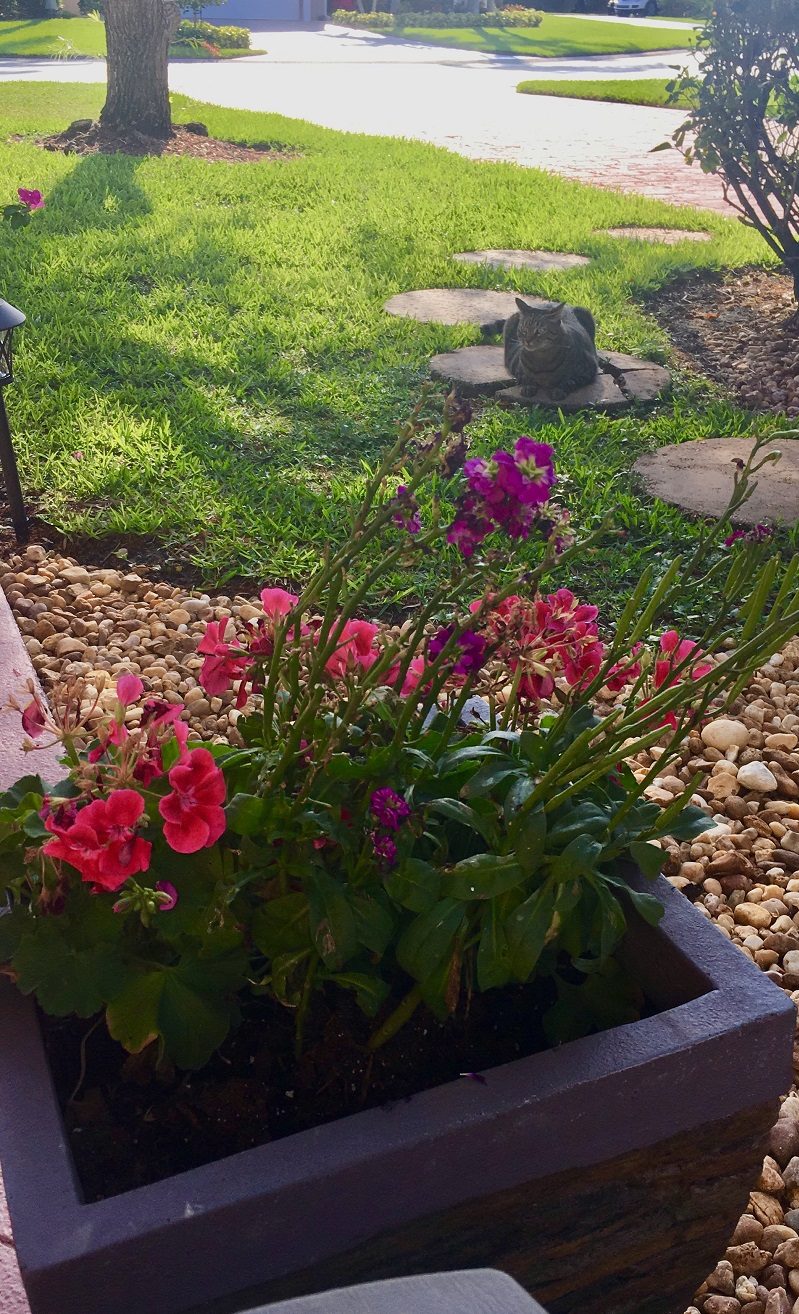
[
  {"x1": 703, "y1": 720, "x2": 751, "y2": 751},
  {"x1": 738, "y1": 763, "x2": 780, "y2": 793}
]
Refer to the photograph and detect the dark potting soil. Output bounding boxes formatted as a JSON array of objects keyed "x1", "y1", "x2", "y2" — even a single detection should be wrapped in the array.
[{"x1": 40, "y1": 976, "x2": 587, "y2": 1203}]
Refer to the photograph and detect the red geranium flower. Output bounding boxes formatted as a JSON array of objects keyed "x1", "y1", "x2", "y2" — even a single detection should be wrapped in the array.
[
  {"x1": 159, "y1": 747, "x2": 227, "y2": 854},
  {"x1": 42, "y1": 789, "x2": 151, "y2": 892}
]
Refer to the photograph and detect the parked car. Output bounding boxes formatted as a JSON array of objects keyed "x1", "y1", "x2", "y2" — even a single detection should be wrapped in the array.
[{"x1": 608, "y1": 0, "x2": 660, "y2": 13}]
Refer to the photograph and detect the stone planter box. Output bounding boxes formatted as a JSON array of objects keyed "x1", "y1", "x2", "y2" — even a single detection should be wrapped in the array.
[
  {"x1": 255, "y1": 1270, "x2": 547, "y2": 1314},
  {"x1": 0, "y1": 872, "x2": 793, "y2": 1314}
]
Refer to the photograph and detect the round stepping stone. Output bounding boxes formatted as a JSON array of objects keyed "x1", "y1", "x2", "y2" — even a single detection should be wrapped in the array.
[
  {"x1": 452, "y1": 249, "x2": 591, "y2": 272},
  {"x1": 599, "y1": 226, "x2": 711, "y2": 245},
  {"x1": 430, "y1": 345, "x2": 513, "y2": 396},
  {"x1": 384, "y1": 288, "x2": 546, "y2": 332},
  {"x1": 634, "y1": 437, "x2": 799, "y2": 525},
  {"x1": 430, "y1": 344, "x2": 670, "y2": 411}
]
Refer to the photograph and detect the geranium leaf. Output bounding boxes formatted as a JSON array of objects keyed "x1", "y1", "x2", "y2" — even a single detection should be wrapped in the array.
[{"x1": 251, "y1": 892, "x2": 310, "y2": 958}]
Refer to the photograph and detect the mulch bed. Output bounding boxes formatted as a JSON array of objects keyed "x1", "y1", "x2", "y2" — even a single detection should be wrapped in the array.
[
  {"x1": 648, "y1": 267, "x2": 799, "y2": 418},
  {"x1": 39, "y1": 119, "x2": 297, "y2": 164}
]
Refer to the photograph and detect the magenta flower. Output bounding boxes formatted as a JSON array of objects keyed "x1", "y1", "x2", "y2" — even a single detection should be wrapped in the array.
[
  {"x1": 17, "y1": 189, "x2": 44, "y2": 212},
  {"x1": 391, "y1": 484, "x2": 421, "y2": 535},
  {"x1": 370, "y1": 787, "x2": 411, "y2": 831},
  {"x1": 427, "y1": 626, "x2": 487, "y2": 678},
  {"x1": 724, "y1": 524, "x2": 773, "y2": 547},
  {"x1": 260, "y1": 587, "x2": 298, "y2": 620},
  {"x1": 21, "y1": 698, "x2": 46, "y2": 739},
  {"x1": 159, "y1": 747, "x2": 227, "y2": 855},
  {"x1": 155, "y1": 881, "x2": 178, "y2": 911},
  {"x1": 447, "y1": 440, "x2": 556, "y2": 557},
  {"x1": 372, "y1": 832, "x2": 398, "y2": 867},
  {"x1": 116, "y1": 673, "x2": 144, "y2": 707}
]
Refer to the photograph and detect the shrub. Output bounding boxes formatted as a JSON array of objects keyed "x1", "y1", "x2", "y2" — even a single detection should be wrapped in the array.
[
  {"x1": 394, "y1": 6, "x2": 543, "y2": 24},
  {"x1": 330, "y1": 9, "x2": 394, "y2": 26},
  {"x1": 176, "y1": 18, "x2": 251, "y2": 47},
  {"x1": 667, "y1": 0, "x2": 799, "y2": 307},
  {"x1": 0, "y1": 0, "x2": 49, "y2": 15},
  {"x1": 1, "y1": 398, "x2": 798, "y2": 1071}
]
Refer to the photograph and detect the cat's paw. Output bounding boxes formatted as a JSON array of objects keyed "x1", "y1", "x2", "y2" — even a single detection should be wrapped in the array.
[{"x1": 521, "y1": 384, "x2": 539, "y2": 398}]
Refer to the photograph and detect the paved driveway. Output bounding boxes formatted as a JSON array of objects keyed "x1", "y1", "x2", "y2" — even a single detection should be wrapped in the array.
[{"x1": 0, "y1": 24, "x2": 723, "y2": 212}]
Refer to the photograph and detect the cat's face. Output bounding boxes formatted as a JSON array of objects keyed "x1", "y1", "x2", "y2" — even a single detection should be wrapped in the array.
[{"x1": 515, "y1": 299, "x2": 564, "y2": 346}]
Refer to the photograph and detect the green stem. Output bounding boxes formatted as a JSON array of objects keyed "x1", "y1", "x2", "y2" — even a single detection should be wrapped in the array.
[{"x1": 368, "y1": 984, "x2": 423, "y2": 1051}]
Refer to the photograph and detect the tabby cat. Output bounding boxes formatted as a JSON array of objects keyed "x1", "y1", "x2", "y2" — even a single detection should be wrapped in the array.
[{"x1": 503, "y1": 298, "x2": 599, "y2": 399}]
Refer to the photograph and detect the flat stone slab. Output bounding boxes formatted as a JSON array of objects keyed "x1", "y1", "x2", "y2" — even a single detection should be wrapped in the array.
[
  {"x1": 599, "y1": 226, "x2": 711, "y2": 245},
  {"x1": 452, "y1": 249, "x2": 591, "y2": 272},
  {"x1": 430, "y1": 344, "x2": 514, "y2": 396},
  {"x1": 430, "y1": 344, "x2": 670, "y2": 410},
  {"x1": 384, "y1": 288, "x2": 548, "y2": 331},
  {"x1": 634, "y1": 437, "x2": 799, "y2": 525}
]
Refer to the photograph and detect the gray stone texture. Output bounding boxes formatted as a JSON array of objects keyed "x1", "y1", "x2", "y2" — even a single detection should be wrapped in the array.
[
  {"x1": 452, "y1": 249, "x2": 591, "y2": 272},
  {"x1": 634, "y1": 437, "x2": 799, "y2": 524}
]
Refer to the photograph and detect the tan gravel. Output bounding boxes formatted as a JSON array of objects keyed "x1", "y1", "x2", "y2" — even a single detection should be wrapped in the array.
[{"x1": 3, "y1": 543, "x2": 799, "y2": 1314}]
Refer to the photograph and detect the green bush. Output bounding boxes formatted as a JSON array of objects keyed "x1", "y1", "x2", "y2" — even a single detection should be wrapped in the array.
[
  {"x1": 0, "y1": 0, "x2": 48, "y2": 15},
  {"x1": 330, "y1": 9, "x2": 394, "y2": 26},
  {"x1": 176, "y1": 18, "x2": 251, "y2": 47},
  {"x1": 331, "y1": 6, "x2": 542, "y2": 26},
  {"x1": 396, "y1": 6, "x2": 543, "y2": 24}
]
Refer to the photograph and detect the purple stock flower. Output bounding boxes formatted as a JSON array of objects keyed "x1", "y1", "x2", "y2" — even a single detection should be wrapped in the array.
[
  {"x1": 446, "y1": 439, "x2": 556, "y2": 558},
  {"x1": 427, "y1": 626, "x2": 487, "y2": 677},
  {"x1": 17, "y1": 188, "x2": 44, "y2": 212},
  {"x1": 725, "y1": 523, "x2": 774, "y2": 547},
  {"x1": 391, "y1": 484, "x2": 421, "y2": 535},
  {"x1": 370, "y1": 787, "x2": 411, "y2": 832},
  {"x1": 372, "y1": 832, "x2": 398, "y2": 867}
]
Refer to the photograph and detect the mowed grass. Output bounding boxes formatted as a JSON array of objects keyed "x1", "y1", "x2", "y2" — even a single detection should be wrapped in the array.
[
  {"x1": 390, "y1": 13, "x2": 696, "y2": 56},
  {"x1": 516, "y1": 77, "x2": 694, "y2": 108},
  {"x1": 0, "y1": 17, "x2": 107, "y2": 58},
  {"x1": 0, "y1": 83, "x2": 783, "y2": 610},
  {"x1": 0, "y1": 18, "x2": 258, "y2": 60}
]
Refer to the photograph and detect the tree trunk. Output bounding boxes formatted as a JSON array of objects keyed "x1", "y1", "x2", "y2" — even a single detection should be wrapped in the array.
[{"x1": 100, "y1": 0, "x2": 181, "y2": 139}]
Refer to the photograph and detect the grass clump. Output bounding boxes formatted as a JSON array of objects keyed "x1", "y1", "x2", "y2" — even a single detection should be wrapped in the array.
[
  {"x1": 0, "y1": 83, "x2": 784, "y2": 610},
  {"x1": 516, "y1": 78, "x2": 696, "y2": 108}
]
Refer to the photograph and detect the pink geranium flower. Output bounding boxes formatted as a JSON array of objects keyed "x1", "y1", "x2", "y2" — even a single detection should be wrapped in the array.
[
  {"x1": 116, "y1": 673, "x2": 144, "y2": 707},
  {"x1": 260, "y1": 587, "x2": 298, "y2": 620},
  {"x1": 159, "y1": 747, "x2": 227, "y2": 854},
  {"x1": 21, "y1": 698, "x2": 46, "y2": 739},
  {"x1": 197, "y1": 617, "x2": 251, "y2": 696},
  {"x1": 324, "y1": 619, "x2": 380, "y2": 678},
  {"x1": 42, "y1": 789, "x2": 151, "y2": 892}
]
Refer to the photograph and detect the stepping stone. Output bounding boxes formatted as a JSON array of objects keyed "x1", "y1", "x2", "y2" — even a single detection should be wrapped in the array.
[
  {"x1": 634, "y1": 437, "x2": 799, "y2": 525},
  {"x1": 384, "y1": 288, "x2": 548, "y2": 332},
  {"x1": 599, "y1": 226, "x2": 711, "y2": 245},
  {"x1": 430, "y1": 344, "x2": 513, "y2": 396},
  {"x1": 452, "y1": 249, "x2": 591, "y2": 272},
  {"x1": 498, "y1": 372, "x2": 628, "y2": 413},
  {"x1": 431, "y1": 344, "x2": 671, "y2": 411}
]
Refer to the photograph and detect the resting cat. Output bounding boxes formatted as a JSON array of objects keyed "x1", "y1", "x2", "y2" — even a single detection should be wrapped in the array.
[{"x1": 503, "y1": 298, "x2": 599, "y2": 399}]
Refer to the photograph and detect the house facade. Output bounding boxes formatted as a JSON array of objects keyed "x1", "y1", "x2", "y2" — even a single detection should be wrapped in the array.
[{"x1": 205, "y1": 0, "x2": 327, "y2": 19}]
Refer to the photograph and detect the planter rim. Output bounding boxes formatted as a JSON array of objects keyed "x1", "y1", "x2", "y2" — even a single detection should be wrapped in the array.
[{"x1": 0, "y1": 871, "x2": 794, "y2": 1314}]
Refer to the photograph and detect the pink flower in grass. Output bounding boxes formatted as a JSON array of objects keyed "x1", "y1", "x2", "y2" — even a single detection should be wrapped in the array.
[
  {"x1": 159, "y1": 747, "x2": 226, "y2": 854},
  {"x1": 17, "y1": 188, "x2": 44, "y2": 212},
  {"x1": 42, "y1": 789, "x2": 151, "y2": 892}
]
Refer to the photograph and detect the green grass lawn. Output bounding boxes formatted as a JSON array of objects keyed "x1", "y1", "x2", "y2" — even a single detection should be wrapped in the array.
[
  {"x1": 390, "y1": 14, "x2": 696, "y2": 57},
  {"x1": 0, "y1": 18, "x2": 258, "y2": 60},
  {"x1": 0, "y1": 83, "x2": 782, "y2": 612},
  {"x1": 516, "y1": 77, "x2": 694, "y2": 108}
]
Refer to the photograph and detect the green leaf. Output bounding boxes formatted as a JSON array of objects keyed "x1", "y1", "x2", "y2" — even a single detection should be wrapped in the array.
[
  {"x1": 383, "y1": 857, "x2": 441, "y2": 912},
  {"x1": 251, "y1": 892, "x2": 310, "y2": 958},
  {"x1": 506, "y1": 883, "x2": 556, "y2": 982},
  {"x1": 461, "y1": 761, "x2": 521, "y2": 799},
  {"x1": 351, "y1": 890, "x2": 395, "y2": 957},
  {"x1": 226, "y1": 793, "x2": 265, "y2": 836},
  {"x1": 396, "y1": 897, "x2": 465, "y2": 983},
  {"x1": 550, "y1": 833, "x2": 604, "y2": 882},
  {"x1": 446, "y1": 852, "x2": 526, "y2": 900},
  {"x1": 503, "y1": 773, "x2": 537, "y2": 822},
  {"x1": 655, "y1": 803, "x2": 711, "y2": 841},
  {"x1": 107, "y1": 965, "x2": 231, "y2": 1069},
  {"x1": 626, "y1": 888, "x2": 665, "y2": 927},
  {"x1": 0, "y1": 905, "x2": 33, "y2": 961},
  {"x1": 327, "y1": 971, "x2": 389, "y2": 1017},
  {"x1": 547, "y1": 802, "x2": 609, "y2": 849},
  {"x1": 477, "y1": 898, "x2": 515, "y2": 990},
  {"x1": 510, "y1": 806, "x2": 547, "y2": 876},
  {"x1": 426, "y1": 797, "x2": 493, "y2": 841},
  {"x1": 13, "y1": 920, "x2": 129, "y2": 1018},
  {"x1": 306, "y1": 868, "x2": 358, "y2": 970},
  {"x1": 628, "y1": 840, "x2": 665, "y2": 880}
]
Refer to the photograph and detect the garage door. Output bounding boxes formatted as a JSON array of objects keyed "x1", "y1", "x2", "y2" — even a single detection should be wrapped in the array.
[{"x1": 207, "y1": 0, "x2": 306, "y2": 18}]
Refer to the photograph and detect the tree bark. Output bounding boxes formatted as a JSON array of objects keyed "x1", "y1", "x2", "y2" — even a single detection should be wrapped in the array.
[{"x1": 101, "y1": 0, "x2": 181, "y2": 139}]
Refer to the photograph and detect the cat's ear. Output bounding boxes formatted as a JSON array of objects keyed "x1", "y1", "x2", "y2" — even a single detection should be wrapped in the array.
[
  {"x1": 515, "y1": 297, "x2": 534, "y2": 315},
  {"x1": 547, "y1": 301, "x2": 566, "y2": 316}
]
